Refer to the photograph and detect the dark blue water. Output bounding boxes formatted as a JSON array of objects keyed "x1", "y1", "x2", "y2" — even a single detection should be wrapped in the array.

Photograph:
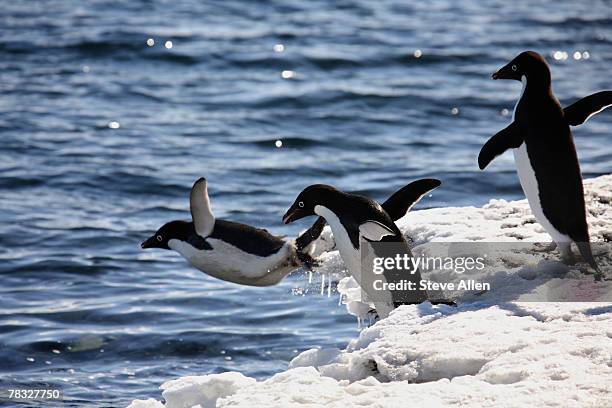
[{"x1": 1, "y1": 1, "x2": 611, "y2": 406}]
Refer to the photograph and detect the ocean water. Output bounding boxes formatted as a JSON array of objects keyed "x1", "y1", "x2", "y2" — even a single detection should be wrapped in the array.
[{"x1": 1, "y1": 0, "x2": 611, "y2": 406}]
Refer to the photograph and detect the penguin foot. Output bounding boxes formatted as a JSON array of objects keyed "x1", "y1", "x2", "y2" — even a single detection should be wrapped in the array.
[
  {"x1": 591, "y1": 265, "x2": 605, "y2": 282},
  {"x1": 297, "y1": 251, "x2": 321, "y2": 270},
  {"x1": 534, "y1": 242, "x2": 557, "y2": 252},
  {"x1": 365, "y1": 309, "x2": 380, "y2": 326},
  {"x1": 561, "y1": 254, "x2": 577, "y2": 266}
]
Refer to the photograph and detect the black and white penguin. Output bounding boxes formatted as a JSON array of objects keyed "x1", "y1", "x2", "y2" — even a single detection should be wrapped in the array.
[
  {"x1": 478, "y1": 51, "x2": 611, "y2": 279},
  {"x1": 295, "y1": 179, "x2": 442, "y2": 257},
  {"x1": 142, "y1": 178, "x2": 311, "y2": 286},
  {"x1": 283, "y1": 184, "x2": 429, "y2": 317}
]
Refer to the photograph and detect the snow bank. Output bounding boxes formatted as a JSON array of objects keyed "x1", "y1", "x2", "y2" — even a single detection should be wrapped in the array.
[
  {"x1": 331, "y1": 174, "x2": 612, "y2": 317},
  {"x1": 129, "y1": 175, "x2": 612, "y2": 408}
]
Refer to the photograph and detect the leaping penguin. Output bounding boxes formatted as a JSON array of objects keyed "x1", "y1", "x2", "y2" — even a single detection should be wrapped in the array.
[
  {"x1": 142, "y1": 178, "x2": 441, "y2": 288},
  {"x1": 478, "y1": 51, "x2": 611, "y2": 280},
  {"x1": 142, "y1": 178, "x2": 311, "y2": 286},
  {"x1": 295, "y1": 179, "x2": 442, "y2": 257},
  {"x1": 283, "y1": 183, "x2": 431, "y2": 318}
]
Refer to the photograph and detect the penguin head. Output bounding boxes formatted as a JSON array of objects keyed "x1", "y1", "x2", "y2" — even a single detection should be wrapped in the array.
[
  {"x1": 492, "y1": 51, "x2": 550, "y2": 83},
  {"x1": 283, "y1": 184, "x2": 339, "y2": 224},
  {"x1": 141, "y1": 220, "x2": 192, "y2": 250}
]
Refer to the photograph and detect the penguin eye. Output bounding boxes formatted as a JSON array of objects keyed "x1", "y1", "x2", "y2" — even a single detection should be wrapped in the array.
[
  {"x1": 156, "y1": 235, "x2": 163, "y2": 242},
  {"x1": 298, "y1": 201, "x2": 305, "y2": 208},
  {"x1": 511, "y1": 64, "x2": 518, "y2": 72}
]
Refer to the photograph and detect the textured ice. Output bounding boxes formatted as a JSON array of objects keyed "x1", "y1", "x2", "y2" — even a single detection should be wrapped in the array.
[
  {"x1": 333, "y1": 174, "x2": 612, "y2": 317},
  {"x1": 129, "y1": 175, "x2": 611, "y2": 408},
  {"x1": 128, "y1": 372, "x2": 255, "y2": 408}
]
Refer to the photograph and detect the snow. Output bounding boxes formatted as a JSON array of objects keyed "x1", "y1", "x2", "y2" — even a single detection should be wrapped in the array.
[
  {"x1": 127, "y1": 372, "x2": 255, "y2": 408},
  {"x1": 331, "y1": 174, "x2": 612, "y2": 317},
  {"x1": 128, "y1": 175, "x2": 612, "y2": 408}
]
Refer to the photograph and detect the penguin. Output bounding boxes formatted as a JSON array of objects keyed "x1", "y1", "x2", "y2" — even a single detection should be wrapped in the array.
[
  {"x1": 564, "y1": 91, "x2": 612, "y2": 126},
  {"x1": 379, "y1": 178, "x2": 442, "y2": 221},
  {"x1": 295, "y1": 179, "x2": 442, "y2": 257},
  {"x1": 283, "y1": 183, "x2": 429, "y2": 318},
  {"x1": 141, "y1": 178, "x2": 315, "y2": 286},
  {"x1": 478, "y1": 51, "x2": 611, "y2": 279}
]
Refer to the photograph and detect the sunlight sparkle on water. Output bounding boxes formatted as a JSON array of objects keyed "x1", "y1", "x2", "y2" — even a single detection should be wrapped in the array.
[
  {"x1": 554, "y1": 50, "x2": 589, "y2": 61},
  {"x1": 273, "y1": 44, "x2": 285, "y2": 53},
  {"x1": 281, "y1": 70, "x2": 295, "y2": 79}
]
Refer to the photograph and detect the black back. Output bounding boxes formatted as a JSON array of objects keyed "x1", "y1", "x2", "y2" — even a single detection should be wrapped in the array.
[
  {"x1": 158, "y1": 219, "x2": 286, "y2": 256},
  {"x1": 208, "y1": 219, "x2": 286, "y2": 257}
]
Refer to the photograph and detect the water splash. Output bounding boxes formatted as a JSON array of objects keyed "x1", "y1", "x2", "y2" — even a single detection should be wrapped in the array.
[{"x1": 320, "y1": 273, "x2": 325, "y2": 295}]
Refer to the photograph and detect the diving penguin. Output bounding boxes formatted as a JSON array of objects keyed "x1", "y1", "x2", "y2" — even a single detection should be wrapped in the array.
[{"x1": 142, "y1": 178, "x2": 312, "y2": 286}]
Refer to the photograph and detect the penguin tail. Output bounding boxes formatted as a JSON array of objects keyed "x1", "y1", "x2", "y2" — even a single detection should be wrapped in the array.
[{"x1": 575, "y1": 241, "x2": 603, "y2": 281}]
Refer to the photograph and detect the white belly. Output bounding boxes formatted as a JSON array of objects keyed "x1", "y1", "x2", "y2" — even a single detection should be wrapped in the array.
[
  {"x1": 314, "y1": 205, "x2": 395, "y2": 317},
  {"x1": 314, "y1": 206, "x2": 361, "y2": 278},
  {"x1": 169, "y1": 239, "x2": 296, "y2": 286},
  {"x1": 513, "y1": 144, "x2": 570, "y2": 244}
]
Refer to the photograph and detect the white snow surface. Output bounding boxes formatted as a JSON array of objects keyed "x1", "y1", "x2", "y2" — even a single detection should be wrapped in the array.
[{"x1": 129, "y1": 175, "x2": 612, "y2": 408}]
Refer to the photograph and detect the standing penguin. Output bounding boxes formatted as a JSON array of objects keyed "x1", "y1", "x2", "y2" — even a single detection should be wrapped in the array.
[
  {"x1": 283, "y1": 184, "x2": 428, "y2": 318},
  {"x1": 478, "y1": 51, "x2": 611, "y2": 279},
  {"x1": 142, "y1": 178, "x2": 314, "y2": 286}
]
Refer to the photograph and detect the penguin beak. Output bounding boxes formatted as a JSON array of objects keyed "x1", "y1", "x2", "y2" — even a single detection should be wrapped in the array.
[
  {"x1": 282, "y1": 207, "x2": 308, "y2": 224},
  {"x1": 491, "y1": 62, "x2": 518, "y2": 80},
  {"x1": 491, "y1": 66, "x2": 509, "y2": 79},
  {"x1": 141, "y1": 235, "x2": 157, "y2": 249}
]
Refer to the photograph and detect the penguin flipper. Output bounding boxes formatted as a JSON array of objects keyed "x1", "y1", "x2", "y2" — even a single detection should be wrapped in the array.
[
  {"x1": 190, "y1": 178, "x2": 216, "y2": 237},
  {"x1": 564, "y1": 91, "x2": 612, "y2": 126},
  {"x1": 381, "y1": 179, "x2": 442, "y2": 221},
  {"x1": 295, "y1": 217, "x2": 326, "y2": 252},
  {"x1": 478, "y1": 122, "x2": 523, "y2": 170},
  {"x1": 359, "y1": 221, "x2": 395, "y2": 241}
]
